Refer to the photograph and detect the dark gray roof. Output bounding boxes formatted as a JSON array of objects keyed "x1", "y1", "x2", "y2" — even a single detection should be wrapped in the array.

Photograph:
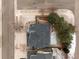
[
  {"x1": 27, "y1": 24, "x2": 50, "y2": 48},
  {"x1": 30, "y1": 53, "x2": 52, "y2": 59}
]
